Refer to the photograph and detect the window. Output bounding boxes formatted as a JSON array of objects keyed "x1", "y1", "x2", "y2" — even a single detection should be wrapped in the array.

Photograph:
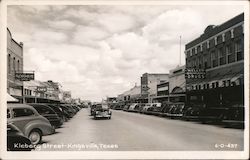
[
  {"x1": 203, "y1": 84, "x2": 206, "y2": 89},
  {"x1": 195, "y1": 47, "x2": 197, "y2": 54},
  {"x1": 235, "y1": 40, "x2": 243, "y2": 61},
  {"x1": 7, "y1": 109, "x2": 10, "y2": 118},
  {"x1": 201, "y1": 44, "x2": 203, "y2": 51},
  {"x1": 231, "y1": 29, "x2": 234, "y2": 38},
  {"x1": 214, "y1": 37, "x2": 217, "y2": 45},
  {"x1": 211, "y1": 51, "x2": 218, "y2": 67},
  {"x1": 17, "y1": 60, "x2": 20, "y2": 71},
  {"x1": 33, "y1": 106, "x2": 54, "y2": 114},
  {"x1": 13, "y1": 108, "x2": 34, "y2": 117},
  {"x1": 218, "y1": 47, "x2": 226, "y2": 65},
  {"x1": 13, "y1": 57, "x2": 16, "y2": 72},
  {"x1": 8, "y1": 54, "x2": 11, "y2": 74},
  {"x1": 207, "y1": 41, "x2": 210, "y2": 49},
  {"x1": 242, "y1": 24, "x2": 244, "y2": 34},
  {"x1": 222, "y1": 33, "x2": 225, "y2": 42},
  {"x1": 226, "y1": 44, "x2": 234, "y2": 63},
  {"x1": 192, "y1": 48, "x2": 195, "y2": 56}
]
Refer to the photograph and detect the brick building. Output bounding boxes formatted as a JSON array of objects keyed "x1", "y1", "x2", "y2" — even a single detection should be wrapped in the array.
[
  {"x1": 185, "y1": 13, "x2": 244, "y2": 112},
  {"x1": 7, "y1": 28, "x2": 24, "y2": 101}
]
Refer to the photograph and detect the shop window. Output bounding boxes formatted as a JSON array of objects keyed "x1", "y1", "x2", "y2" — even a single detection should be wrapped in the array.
[{"x1": 235, "y1": 40, "x2": 243, "y2": 61}]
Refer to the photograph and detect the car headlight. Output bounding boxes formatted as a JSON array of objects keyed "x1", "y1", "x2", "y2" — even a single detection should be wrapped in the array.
[{"x1": 95, "y1": 111, "x2": 99, "y2": 114}]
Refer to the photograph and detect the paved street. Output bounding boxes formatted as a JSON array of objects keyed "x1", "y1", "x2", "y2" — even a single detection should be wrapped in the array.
[{"x1": 35, "y1": 108, "x2": 244, "y2": 151}]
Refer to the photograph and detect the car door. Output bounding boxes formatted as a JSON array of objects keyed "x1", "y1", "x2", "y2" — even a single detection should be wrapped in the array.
[{"x1": 9, "y1": 107, "x2": 36, "y2": 134}]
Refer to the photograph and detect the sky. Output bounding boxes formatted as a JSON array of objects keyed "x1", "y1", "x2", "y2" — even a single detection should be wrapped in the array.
[{"x1": 7, "y1": 4, "x2": 244, "y2": 101}]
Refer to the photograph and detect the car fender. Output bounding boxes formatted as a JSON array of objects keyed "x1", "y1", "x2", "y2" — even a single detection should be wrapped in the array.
[{"x1": 23, "y1": 119, "x2": 54, "y2": 136}]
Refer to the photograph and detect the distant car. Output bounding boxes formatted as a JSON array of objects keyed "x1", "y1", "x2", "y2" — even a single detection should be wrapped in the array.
[
  {"x1": 93, "y1": 104, "x2": 112, "y2": 119},
  {"x1": 7, "y1": 123, "x2": 34, "y2": 151},
  {"x1": 7, "y1": 103, "x2": 54, "y2": 145},
  {"x1": 29, "y1": 104, "x2": 63, "y2": 128},
  {"x1": 90, "y1": 104, "x2": 97, "y2": 116}
]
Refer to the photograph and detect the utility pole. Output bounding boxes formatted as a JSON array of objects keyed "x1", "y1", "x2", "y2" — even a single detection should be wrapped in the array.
[{"x1": 179, "y1": 35, "x2": 182, "y2": 66}]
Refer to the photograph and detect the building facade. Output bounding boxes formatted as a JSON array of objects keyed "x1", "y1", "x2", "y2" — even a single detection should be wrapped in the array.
[
  {"x1": 141, "y1": 73, "x2": 169, "y2": 103},
  {"x1": 23, "y1": 80, "x2": 61, "y2": 103},
  {"x1": 118, "y1": 85, "x2": 141, "y2": 103},
  {"x1": 152, "y1": 65, "x2": 185, "y2": 103},
  {"x1": 185, "y1": 13, "x2": 244, "y2": 109},
  {"x1": 7, "y1": 28, "x2": 24, "y2": 100}
]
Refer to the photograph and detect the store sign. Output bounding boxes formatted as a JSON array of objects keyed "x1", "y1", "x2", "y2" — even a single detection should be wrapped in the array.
[
  {"x1": 185, "y1": 68, "x2": 206, "y2": 79},
  {"x1": 36, "y1": 86, "x2": 47, "y2": 92},
  {"x1": 15, "y1": 72, "x2": 35, "y2": 81}
]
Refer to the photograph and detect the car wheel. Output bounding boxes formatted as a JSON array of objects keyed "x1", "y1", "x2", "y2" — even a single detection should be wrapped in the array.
[{"x1": 29, "y1": 129, "x2": 42, "y2": 145}]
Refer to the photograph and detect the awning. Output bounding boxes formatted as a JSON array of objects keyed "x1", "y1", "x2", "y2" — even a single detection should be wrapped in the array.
[{"x1": 7, "y1": 93, "x2": 19, "y2": 102}]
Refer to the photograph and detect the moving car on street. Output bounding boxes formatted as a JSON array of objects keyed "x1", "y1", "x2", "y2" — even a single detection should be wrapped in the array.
[
  {"x1": 93, "y1": 103, "x2": 112, "y2": 119},
  {"x1": 7, "y1": 103, "x2": 55, "y2": 145}
]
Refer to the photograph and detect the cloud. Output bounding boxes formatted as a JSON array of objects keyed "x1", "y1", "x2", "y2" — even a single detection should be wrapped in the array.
[
  {"x1": 48, "y1": 20, "x2": 76, "y2": 30},
  {"x1": 97, "y1": 13, "x2": 137, "y2": 33},
  {"x1": 7, "y1": 5, "x2": 244, "y2": 101},
  {"x1": 32, "y1": 30, "x2": 68, "y2": 43}
]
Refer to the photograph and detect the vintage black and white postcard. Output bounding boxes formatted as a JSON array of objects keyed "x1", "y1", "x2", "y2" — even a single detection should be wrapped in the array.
[{"x1": 0, "y1": 0, "x2": 249, "y2": 159}]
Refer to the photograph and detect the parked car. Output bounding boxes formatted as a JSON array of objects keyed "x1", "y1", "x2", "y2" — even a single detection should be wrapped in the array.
[
  {"x1": 7, "y1": 123, "x2": 34, "y2": 151},
  {"x1": 128, "y1": 103, "x2": 139, "y2": 112},
  {"x1": 182, "y1": 104, "x2": 202, "y2": 121},
  {"x1": 90, "y1": 104, "x2": 97, "y2": 116},
  {"x1": 141, "y1": 103, "x2": 154, "y2": 114},
  {"x1": 222, "y1": 103, "x2": 244, "y2": 128},
  {"x1": 93, "y1": 103, "x2": 112, "y2": 119},
  {"x1": 7, "y1": 103, "x2": 54, "y2": 145},
  {"x1": 29, "y1": 103, "x2": 63, "y2": 128},
  {"x1": 46, "y1": 103, "x2": 68, "y2": 122},
  {"x1": 145, "y1": 103, "x2": 162, "y2": 115},
  {"x1": 59, "y1": 104, "x2": 75, "y2": 118},
  {"x1": 167, "y1": 103, "x2": 185, "y2": 118},
  {"x1": 123, "y1": 104, "x2": 130, "y2": 111},
  {"x1": 138, "y1": 103, "x2": 146, "y2": 113}
]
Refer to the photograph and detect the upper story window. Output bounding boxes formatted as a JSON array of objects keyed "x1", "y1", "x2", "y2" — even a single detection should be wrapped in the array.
[
  {"x1": 201, "y1": 44, "x2": 203, "y2": 51},
  {"x1": 214, "y1": 37, "x2": 217, "y2": 46},
  {"x1": 207, "y1": 40, "x2": 210, "y2": 49},
  {"x1": 8, "y1": 54, "x2": 11, "y2": 74},
  {"x1": 13, "y1": 57, "x2": 16, "y2": 72},
  {"x1": 222, "y1": 33, "x2": 225, "y2": 42},
  {"x1": 17, "y1": 60, "x2": 20, "y2": 71},
  {"x1": 235, "y1": 40, "x2": 243, "y2": 61},
  {"x1": 230, "y1": 29, "x2": 234, "y2": 38},
  {"x1": 195, "y1": 47, "x2": 197, "y2": 54},
  {"x1": 242, "y1": 24, "x2": 244, "y2": 34}
]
